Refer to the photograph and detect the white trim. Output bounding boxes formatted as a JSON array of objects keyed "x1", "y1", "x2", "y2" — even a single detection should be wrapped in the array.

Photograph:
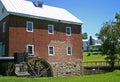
[
  {"x1": 26, "y1": 21, "x2": 34, "y2": 32},
  {"x1": 48, "y1": 24, "x2": 54, "y2": 34},
  {"x1": 26, "y1": 44, "x2": 34, "y2": 55},
  {"x1": 67, "y1": 46, "x2": 72, "y2": 56},
  {"x1": 48, "y1": 46, "x2": 54, "y2": 56},
  {"x1": 66, "y1": 27, "x2": 71, "y2": 36}
]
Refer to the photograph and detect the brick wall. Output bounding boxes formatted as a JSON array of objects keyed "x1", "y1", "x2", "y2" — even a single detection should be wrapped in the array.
[{"x1": 1, "y1": 15, "x2": 82, "y2": 62}]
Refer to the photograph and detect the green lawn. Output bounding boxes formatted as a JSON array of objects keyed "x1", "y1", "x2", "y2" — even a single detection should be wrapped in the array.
[
  {"x1": 0, "y1": 70, "x2": 120, "y2": 82},
  {"x1": 83, "y1": 52, "x2": 106, "y2": 62}
]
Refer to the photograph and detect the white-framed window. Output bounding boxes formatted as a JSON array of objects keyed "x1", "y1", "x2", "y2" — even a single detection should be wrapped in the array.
[
  {"x1": 67, "y1": 46, "x2": 72, "y2": 55},
  {"x1": 2, "y1": 22, "x2": 6, "y2": 32},
  {"x1": 26, "y1": 21, "x2": 33, "y2": 32},
  {"x1": 48, "y1": 24, "x2": 54, "y2": 34},
  {"x1": 66, "y1": 27, "x2": 71, "y2": 36},
  {"x1": 48, "y1": 46, "x2": 54, "y2": 56},
  {"x1": 26, "y1": 44, "x2": 34, "y2": 55}
]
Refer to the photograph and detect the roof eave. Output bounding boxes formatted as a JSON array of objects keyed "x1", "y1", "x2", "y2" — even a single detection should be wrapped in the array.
[{"x1": 9, "y1": 12, "x2": 83, "y2": 25}]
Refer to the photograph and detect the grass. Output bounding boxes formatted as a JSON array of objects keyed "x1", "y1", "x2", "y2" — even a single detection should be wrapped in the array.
[
  {"x1": 0, "y1": 70, "x2": 120, "y2": 82},
  {"x1": 83, "y1": 52, "x2": 106, "y2": 62},
  {"x1": 0, "y1": 52, "x2": 119, "y2": 82},
  {"x1": 83, "y1": 52, "x2": 120, "y2": 62}
]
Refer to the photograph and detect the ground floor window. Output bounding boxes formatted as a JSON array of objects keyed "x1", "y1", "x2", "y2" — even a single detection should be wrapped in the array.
[
  {"x1": 48, "y1": 46, "x2": 54, "y2": 56},
  {"x1": 0, "y1": 43, "x2": 3, "y2": 56},
  {"x1": 26, "y1": 44, "x2": 34, "y2": 55},
  {"x1": 0, "y1": 42, "x2": 5, "y2": 56},
  {"x1": 67, "y1": 46, "x2": 72, "y2": 56}
]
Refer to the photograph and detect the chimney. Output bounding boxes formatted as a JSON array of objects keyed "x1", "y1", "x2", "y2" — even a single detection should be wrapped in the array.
[
  {"x1": 89, "y1": 36, "x2": 93, "y2": 45},
  {"x1": 33, "y1": 1, "x2": 44, "y2": 8}
]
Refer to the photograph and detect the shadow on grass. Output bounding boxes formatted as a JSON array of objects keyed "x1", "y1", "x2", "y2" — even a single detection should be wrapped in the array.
[{"x1": 92, "y1": 52, "x2": 104, "y2": 56}]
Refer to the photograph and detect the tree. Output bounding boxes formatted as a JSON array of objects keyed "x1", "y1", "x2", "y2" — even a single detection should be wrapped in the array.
[
  {"x1": 98, "y1": 13, "x2": 120, "y2": 71},
  {"x1": 82, "y1": 32, "x2": 88, "y2": 39},
  {"x1": 115, "y1": 12, "x2": 120, "y2": 20},
  {"x1": 95, "y1": 33, "x2": 100, "y2": 39}
]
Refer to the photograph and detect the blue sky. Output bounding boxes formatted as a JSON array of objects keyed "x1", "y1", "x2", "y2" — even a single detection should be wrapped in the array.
[{"x1": 29, "y1": 0, "x2": 120, "y2": 37}]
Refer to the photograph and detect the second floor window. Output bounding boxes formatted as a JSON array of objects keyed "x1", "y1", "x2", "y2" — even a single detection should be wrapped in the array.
[
  {"x1": 26, "y1": 21, "x2": 33, "y2": 32},
  {"x1": 48, "y1": 24, "x2": 54, "y2": 34},
  {"x1": 2, "y1": 22, "x2": 6, "y2": 32},
  {"x1": 66, "y1": 27, "x2": 71, "y2": 36}
]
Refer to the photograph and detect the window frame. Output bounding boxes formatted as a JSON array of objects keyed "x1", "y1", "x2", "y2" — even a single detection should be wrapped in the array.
[
  {"x1": 66, "y1": 27, "x2": 71, "y2": 36},
  {"x1": 67, "y1": 46, "x2": 72, "y2": 56},
  {"x1": 48, "y1": 24, "x2": 54, "y2": 34},
  {"x1": 2, "y1": 22, "x2": 6, "y2": 32},
  {"x1": 26, "y1": 44, "x2": 34, "y2": 55},
  {"x1": 0, "y1": 43, "x2": 5, "y2": 56},
  {"x1": 2, "y1": 7, "x2": 5, "y2": 14},
  {"x1": 26, "y1": 21, "x2": 34, "y2": 32},
  {"x1": 2, "y1": 44, "x2": 5, "y2": 56},
  {"x1": 48, "y1": 46, "x2": 54, "y2": 56}
]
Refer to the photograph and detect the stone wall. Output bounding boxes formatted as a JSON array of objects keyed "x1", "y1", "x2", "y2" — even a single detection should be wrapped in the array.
[{"x1": 50, "y1": 61, "x2": 83, "y2": 76}]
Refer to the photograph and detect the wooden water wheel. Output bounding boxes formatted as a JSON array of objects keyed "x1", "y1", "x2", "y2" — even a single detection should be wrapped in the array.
[
  {"x1": 27, "y1": 57, "x2": 53, "y2": 77},
  {"x1": 0, "y1": 56, "x2": 53, "y2": 77}
]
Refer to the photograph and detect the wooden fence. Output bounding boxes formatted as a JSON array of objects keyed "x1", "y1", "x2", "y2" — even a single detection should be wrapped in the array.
[
  {"x1": 83, "y1": 61, "x2": 120, "y2": 67},
  {"x1": 83, "y1": 61, "x2": 120, "y2": 75}
]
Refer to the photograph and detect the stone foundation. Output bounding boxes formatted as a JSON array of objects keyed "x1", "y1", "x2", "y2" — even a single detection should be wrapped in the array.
[{"x1": 50, "y1": 61, "x2": 83, "y2": 76}]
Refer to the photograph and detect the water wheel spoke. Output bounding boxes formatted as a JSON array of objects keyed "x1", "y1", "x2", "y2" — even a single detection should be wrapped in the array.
[
  {"x1": 27, "y1": 58, "x2": 52, "y2": 77},
  {"x1": 27, "y1": 63, "x2": 37, "y2": 76},
  {"x1": 35, "y1": 60, "x2": 44, "y2": 76},
  {"x1": 39, "y1": 66, "x2": 50, "y2": 76},
  {"x1": 7, "y1": 62, "x2": 15, "y2": 75}
]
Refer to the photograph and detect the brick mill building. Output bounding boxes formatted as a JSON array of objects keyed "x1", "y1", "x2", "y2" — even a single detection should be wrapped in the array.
[{"x1": 0, "y1": 0, "x2": 83, "y2": 76}]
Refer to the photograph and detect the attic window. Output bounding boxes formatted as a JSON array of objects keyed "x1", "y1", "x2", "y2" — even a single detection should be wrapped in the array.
[
  {"x1": 33, "y1": 1, "x2": 43, "y2": 8},
  {"x1": 2, "y1": 7, "x2": 5, "y2": 14}
]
